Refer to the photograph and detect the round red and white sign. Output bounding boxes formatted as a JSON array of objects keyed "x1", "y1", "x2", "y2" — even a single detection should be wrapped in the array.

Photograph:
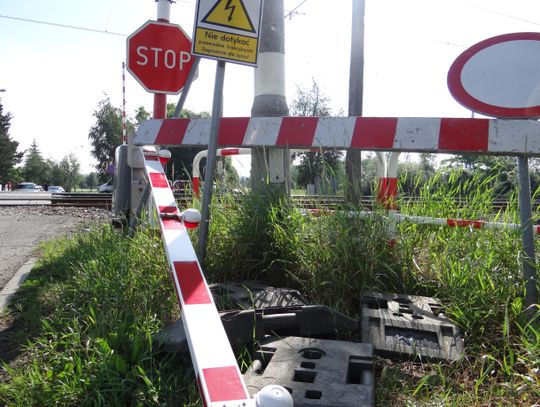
[{"x1": 448, "y1": 32, "x2": 540, "y2": 118}]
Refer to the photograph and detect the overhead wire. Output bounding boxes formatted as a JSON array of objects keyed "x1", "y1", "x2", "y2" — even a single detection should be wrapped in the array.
[
  {"x1": 284, "y1": 0, "x2": 309, "y2": 20},
  {"x1": 0, "y1": 14, "x2": 127, "y2": 36}
]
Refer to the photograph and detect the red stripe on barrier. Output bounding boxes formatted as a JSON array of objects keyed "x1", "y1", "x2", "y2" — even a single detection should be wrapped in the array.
[
  {"x1": 173, "y1": 261, "x2": 212, "y2": 305},
  {"x1": 145, "y1": 155, "x2": 160, "y2": 161},
  {"x1": 447, "y1": 219, "x2": 484, "y2": 229},
  {"x1": 149, "y1": 173, "x2": 169, "y2": 188},
  {"x1": 159, "y1": 206, "x2": 178, "y2": 214},
  {"x1": 220, "y1": 148, "x2": 240, "y2": 156},
  {"x1": 162, "y1": 219, "x2": 184, "y2": 230},
  {"x1": 159, "y1": 206, "x2": 183, "y2": 230},
  {"x1": 439, "y1": 118, "x2": 489, "y2": 152},
  {"x1": 276, "y1": 117, "x2": 318, "y2": 146},
  {"x1": 203, "y1": 366, "x2": 247, "y2": 403},
  {"x1": 218, "y1": 118, "x2": 250, "y2": 145},
  {"x1": 351, "y1": 117, "x2": 397, "y2": 149},
  {"x1": 156, "y1": 119, "x2": 191, "y2": 145}
]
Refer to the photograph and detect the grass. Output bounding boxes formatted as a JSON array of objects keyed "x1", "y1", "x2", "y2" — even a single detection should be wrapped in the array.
[{"x1": 1, "y1": 169, "x2": 539, "y2": 405}]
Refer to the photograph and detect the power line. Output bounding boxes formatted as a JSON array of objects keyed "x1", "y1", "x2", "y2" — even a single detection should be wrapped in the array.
[
  {"x1": 285, "y1": 0, "x2": 309, "y2": 20},
  {"x1": 0, "y1": 14, "x2": 127, "y2": 36},
  {"x1": 457, "y1": 1, "x2": 540, "y2": 27}
]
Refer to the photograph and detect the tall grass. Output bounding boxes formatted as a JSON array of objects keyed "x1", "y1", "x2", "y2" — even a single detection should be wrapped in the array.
[
  {"x1": 0, "y1": 225, "x2": 200, "y2": 406},
  {"x1": 1, "y1": 169, "x2": 539, "y2": 405}
]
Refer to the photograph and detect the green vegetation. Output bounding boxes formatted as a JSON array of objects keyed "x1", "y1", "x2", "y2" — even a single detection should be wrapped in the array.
[{"x1": 1, "y1": 170, "x2": 539, "y2": 405}]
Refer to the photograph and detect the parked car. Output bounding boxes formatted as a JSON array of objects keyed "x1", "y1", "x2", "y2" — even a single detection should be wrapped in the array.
[
  {"x1": 14, "y1": 182, "x2": 41, "y2": 192},
  {"x1": 98, "y1": 180, "x2": 113, "y2": 193},
  {"x1": 48, "y1": 186, "x2": 65, "y2": 193}
]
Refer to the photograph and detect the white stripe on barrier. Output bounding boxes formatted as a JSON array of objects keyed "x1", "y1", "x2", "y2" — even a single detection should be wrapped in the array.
[
  {"x1": 393, "y1": 118, "x2": 440, "y2": 150},
  {"x1": 313, "y1": 116, "x2": 356, "y2": 148},
  {"x1": 488, "y1": 119, "x2": 540, "y2": 154},
  {"x1": 244, "y1": 116, "x2": 283, "y2": 146},
  {"x1": 184, "y1": 119, "x2": 212, "y2": 145}
]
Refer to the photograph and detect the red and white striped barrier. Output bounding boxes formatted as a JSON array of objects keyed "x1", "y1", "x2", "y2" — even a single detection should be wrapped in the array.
[
  {"x1": 135, "y1": 117, "x2": 540, "y2": 155},
  {"x1": 192, "y1": 148, "x2": 251, "y2": 197},
  {"x1": 142, "y1": 151, "x2": 292, "y2": 407},
  {"x1": 143, "y1": 152, "x2": 253, "y2": 406},
  {"x1": 307, "y1": 208, "x2": 540, "y2": 236}
]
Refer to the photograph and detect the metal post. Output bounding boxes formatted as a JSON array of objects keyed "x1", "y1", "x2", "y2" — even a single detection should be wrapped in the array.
[
  {"x1": 198, "y1": 60, "x2": 226, "y2": 262},
  {"x1": 517, "y1": 155, "x2": 538, "y2": 321},
  {"x1": 173, "y1": 57, "x2": 200, "y2": 118},
  {"x1": 154, "y1": 0, "x2": 172, "y2": 119},
  {"x1": 345, "y1": 0, "x2": 365, "y2": 205},
  {"x1": 251, "y1": 0, "x2": 289, "y2": 194}
]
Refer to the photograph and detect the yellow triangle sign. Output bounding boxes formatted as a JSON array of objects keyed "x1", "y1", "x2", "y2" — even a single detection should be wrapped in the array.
[{"x1": 202, "y1": 0, "x2": 256, "y2": 33}]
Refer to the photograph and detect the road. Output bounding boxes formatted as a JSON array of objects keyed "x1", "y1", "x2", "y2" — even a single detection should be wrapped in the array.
[{"x1": 0, "y1": 205, "x2": 110, "y2": 293}]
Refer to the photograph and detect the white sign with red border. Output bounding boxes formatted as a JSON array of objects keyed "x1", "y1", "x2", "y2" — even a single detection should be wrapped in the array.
[{"x1": 448, "y1": 32, "x2": 540, "y2": 119}]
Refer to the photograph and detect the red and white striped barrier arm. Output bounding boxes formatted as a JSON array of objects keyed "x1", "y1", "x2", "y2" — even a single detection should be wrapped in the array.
[
  {"x1": 142, "y1": 152, "x2": 255, "y2": 407},
  {"x1": 135, "y1": 117, "x2": 540, "y2": 155},
  {"x1": 395, "y1": 214, "x2": 540, "y2": 235},
  {"x1": 306, "y1": 209, "x2": 540, "y2": 236},
  {"x1": 192, "y1": 148, "x2": 251, "y2": 197}
]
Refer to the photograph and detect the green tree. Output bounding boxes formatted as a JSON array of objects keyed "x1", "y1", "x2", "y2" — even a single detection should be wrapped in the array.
[
  {"x1": 290, "y1": 80, "x2": 343, "y2": 190},
  {"x1": 442, "y1": 154, "x2": 518, "y2": 196},
  {"x1": 88, "y1": 97, "x2": 128, "y2": 181},
  {"x1": 135, "y1": 106, "x2": 150, "y2": 125},
  {"x1": 84, "y1": 172, "x2": 98, "y2": 190},
  {"x1": 0, "y1": 101, "x2": 23, "y2": 184},
  {"x1": 54, "y1": 154, "x2": 81, "y2": 192},
  {"x1": 22, "y1": 140, "x2": 51, "y2": 185}
]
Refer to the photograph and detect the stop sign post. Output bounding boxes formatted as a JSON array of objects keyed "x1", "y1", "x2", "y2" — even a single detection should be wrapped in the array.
[{"x1": 127, "y1": 21, "x2": 194, "y2": 94}]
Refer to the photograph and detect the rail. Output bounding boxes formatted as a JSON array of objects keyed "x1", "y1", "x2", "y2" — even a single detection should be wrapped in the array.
[{"x1": 0, "y1": 192, "x2": 532, "y2": 212}]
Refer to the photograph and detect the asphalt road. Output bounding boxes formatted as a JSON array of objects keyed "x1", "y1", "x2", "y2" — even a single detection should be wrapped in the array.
[{"x1": 0, "y1": 205, "x2": 110, "y2": 293}]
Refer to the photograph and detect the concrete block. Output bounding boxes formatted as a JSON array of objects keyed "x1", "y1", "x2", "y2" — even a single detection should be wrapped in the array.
[
  {"x1": 244, "y1": 336, "x2": 374, "y2": 407},
  {"x1": 360, "y1": 292, "x2": 464, "y2": 361}
]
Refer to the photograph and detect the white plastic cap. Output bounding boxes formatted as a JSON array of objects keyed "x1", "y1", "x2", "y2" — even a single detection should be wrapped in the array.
[
  {"x1": 255, "y1": 385, "x2": 293, "y2": 407},
  {"x1": 158, "y1": 149, "x2": 172, "y2": 159},
  {"x1": 181, "y1": 208, "x2": 201, "y2": 229}
]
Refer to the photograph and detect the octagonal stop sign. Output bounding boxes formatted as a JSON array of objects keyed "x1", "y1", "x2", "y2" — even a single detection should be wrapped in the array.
[{"x1": 127, "y1": 21, "x2": 194, "y2": 94}]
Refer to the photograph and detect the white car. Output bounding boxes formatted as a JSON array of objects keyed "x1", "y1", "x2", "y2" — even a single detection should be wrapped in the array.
[
  {"x1": 14, "y1": 182, "x2": 41, "y2": 192},
  {"x1": 48, "y1": 186, "x2": 65, "y2": 193},
  {"x1": 98, "y1": 180, "x2": 113, "y2": 193}
]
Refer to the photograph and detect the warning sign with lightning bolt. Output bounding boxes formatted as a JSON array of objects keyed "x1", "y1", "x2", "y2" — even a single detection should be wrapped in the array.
[
  {"x1": 202, "y1": 0, "x2": 256, "y2": 33},
  {"x1": 192, "y1": 0, "x2": 262, "y2": 66}
]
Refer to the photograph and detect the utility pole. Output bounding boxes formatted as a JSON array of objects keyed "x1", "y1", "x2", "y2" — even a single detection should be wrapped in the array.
[
  {"x1": 345, "y1": 0, "x2": 365, "y2": 204},
  {"x1": 251, "y1": 0, "x2": 289, "y2": 195}
]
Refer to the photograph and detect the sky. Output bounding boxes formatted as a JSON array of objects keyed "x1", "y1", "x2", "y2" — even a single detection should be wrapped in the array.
[{"x1": 1, "y1": 0, "x2": 540, "y2": 177}]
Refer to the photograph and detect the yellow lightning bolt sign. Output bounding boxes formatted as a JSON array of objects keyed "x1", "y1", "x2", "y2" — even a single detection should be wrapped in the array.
[{"x1": 202, "y1": 0, "x2": 255, "y2": 33}]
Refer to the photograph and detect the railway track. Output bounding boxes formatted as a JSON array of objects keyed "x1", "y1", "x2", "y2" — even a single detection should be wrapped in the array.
[{"x1": 0, "y1": 192, "x2": 527, "y2": 212}]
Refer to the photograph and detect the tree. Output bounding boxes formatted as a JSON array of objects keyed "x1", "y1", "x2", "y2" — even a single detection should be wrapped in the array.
[
  {"x1": 290, "y1": 80, "x2": 343, "y2": 190},
  {"x1": 23, "y1": 140, "x2": 51, "y2": 184},
  {"x1": 52, "y1": 154, "x2": 81, "y2": 192},
  {"x1": 441, "y1": 154, "x2": 518, "y2": 196},
  {"x1": 0, "y1": 100, "x2": 23, "y2": 184},
  {"x1": 84, "y1": 172, "x2": 98, "y2": 190},
  {"x1": 88, "y1": 97, "x2": 127, "y2": 181}
]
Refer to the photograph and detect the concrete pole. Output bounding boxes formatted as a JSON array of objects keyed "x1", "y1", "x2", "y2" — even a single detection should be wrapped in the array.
[
  {"x1": 251, "y1": 0, "x2": 289, "y2": 194},
  {"x1": 345, "y1": 0, "x2": 365, "y2": 205}
]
